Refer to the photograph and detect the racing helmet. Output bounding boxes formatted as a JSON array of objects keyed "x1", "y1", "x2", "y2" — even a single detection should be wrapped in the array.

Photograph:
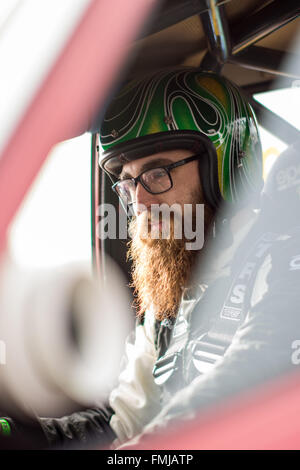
[{"x1": 98, "y1": 67, "x2": 263, "y2": 210}]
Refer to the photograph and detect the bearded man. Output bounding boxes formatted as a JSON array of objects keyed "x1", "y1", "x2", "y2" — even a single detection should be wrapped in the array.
[
  {"x1": 95, "y1": 67, "x2": 264, "y2": 448},
  {"x1": 1, "y1": 68, "x2": 268, "y2": 449}
]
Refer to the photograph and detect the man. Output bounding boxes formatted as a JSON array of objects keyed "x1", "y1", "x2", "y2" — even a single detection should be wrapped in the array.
[
  {"x1": 3, "y1": 67, "x2": 294, "y2": 449},
  {"x1": 95, "y1": 67, "x2": 263, "y2": 447}
]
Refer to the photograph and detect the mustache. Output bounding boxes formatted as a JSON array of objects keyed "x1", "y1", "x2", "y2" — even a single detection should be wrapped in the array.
[
  {"x1": 138, "y1": 208, "x2": 178, "y2": 237},
  {"x1": 129, "y1": 203, "x2": 206, "y2": 251}
]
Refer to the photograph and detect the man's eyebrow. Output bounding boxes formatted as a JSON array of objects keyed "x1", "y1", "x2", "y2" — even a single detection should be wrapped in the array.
[{"x1": 120, "y1": 158, "x2": 173, "y2": 180}]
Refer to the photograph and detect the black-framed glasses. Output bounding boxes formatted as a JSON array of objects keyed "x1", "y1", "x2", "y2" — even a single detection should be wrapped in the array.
[{"x1": 112, "y1": 154, "x2": 201, "y2": 205}]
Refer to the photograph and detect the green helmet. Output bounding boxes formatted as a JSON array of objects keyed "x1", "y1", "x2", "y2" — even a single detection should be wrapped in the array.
[{"x1": 99, "y1": 67, "x2": 263, "y2": 209}]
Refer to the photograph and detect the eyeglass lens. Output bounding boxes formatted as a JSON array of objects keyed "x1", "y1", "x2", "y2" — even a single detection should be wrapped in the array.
[{"x1": 116, "y1": 167, "x2": 171, "y2": 203}]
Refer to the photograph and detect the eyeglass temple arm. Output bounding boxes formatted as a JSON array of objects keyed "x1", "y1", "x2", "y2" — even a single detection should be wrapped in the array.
[{"x1": 167, "y1": 153, "x2": 201, "y2": 171}]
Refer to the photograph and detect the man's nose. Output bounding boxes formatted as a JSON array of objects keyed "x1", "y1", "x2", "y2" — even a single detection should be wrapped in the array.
[{"x1": 134, "y1": 182, "x2": 157, "y2": 216}]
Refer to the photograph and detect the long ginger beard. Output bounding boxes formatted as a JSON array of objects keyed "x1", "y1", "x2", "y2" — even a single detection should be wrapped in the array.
[{"x1": 127, "y1": 198, "x2": 213, "y2": 322}]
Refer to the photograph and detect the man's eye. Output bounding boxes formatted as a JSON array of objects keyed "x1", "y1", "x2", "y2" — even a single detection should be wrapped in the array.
[{"x1": 150, "y1": 168, "x2": 166, "y2": 178}]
